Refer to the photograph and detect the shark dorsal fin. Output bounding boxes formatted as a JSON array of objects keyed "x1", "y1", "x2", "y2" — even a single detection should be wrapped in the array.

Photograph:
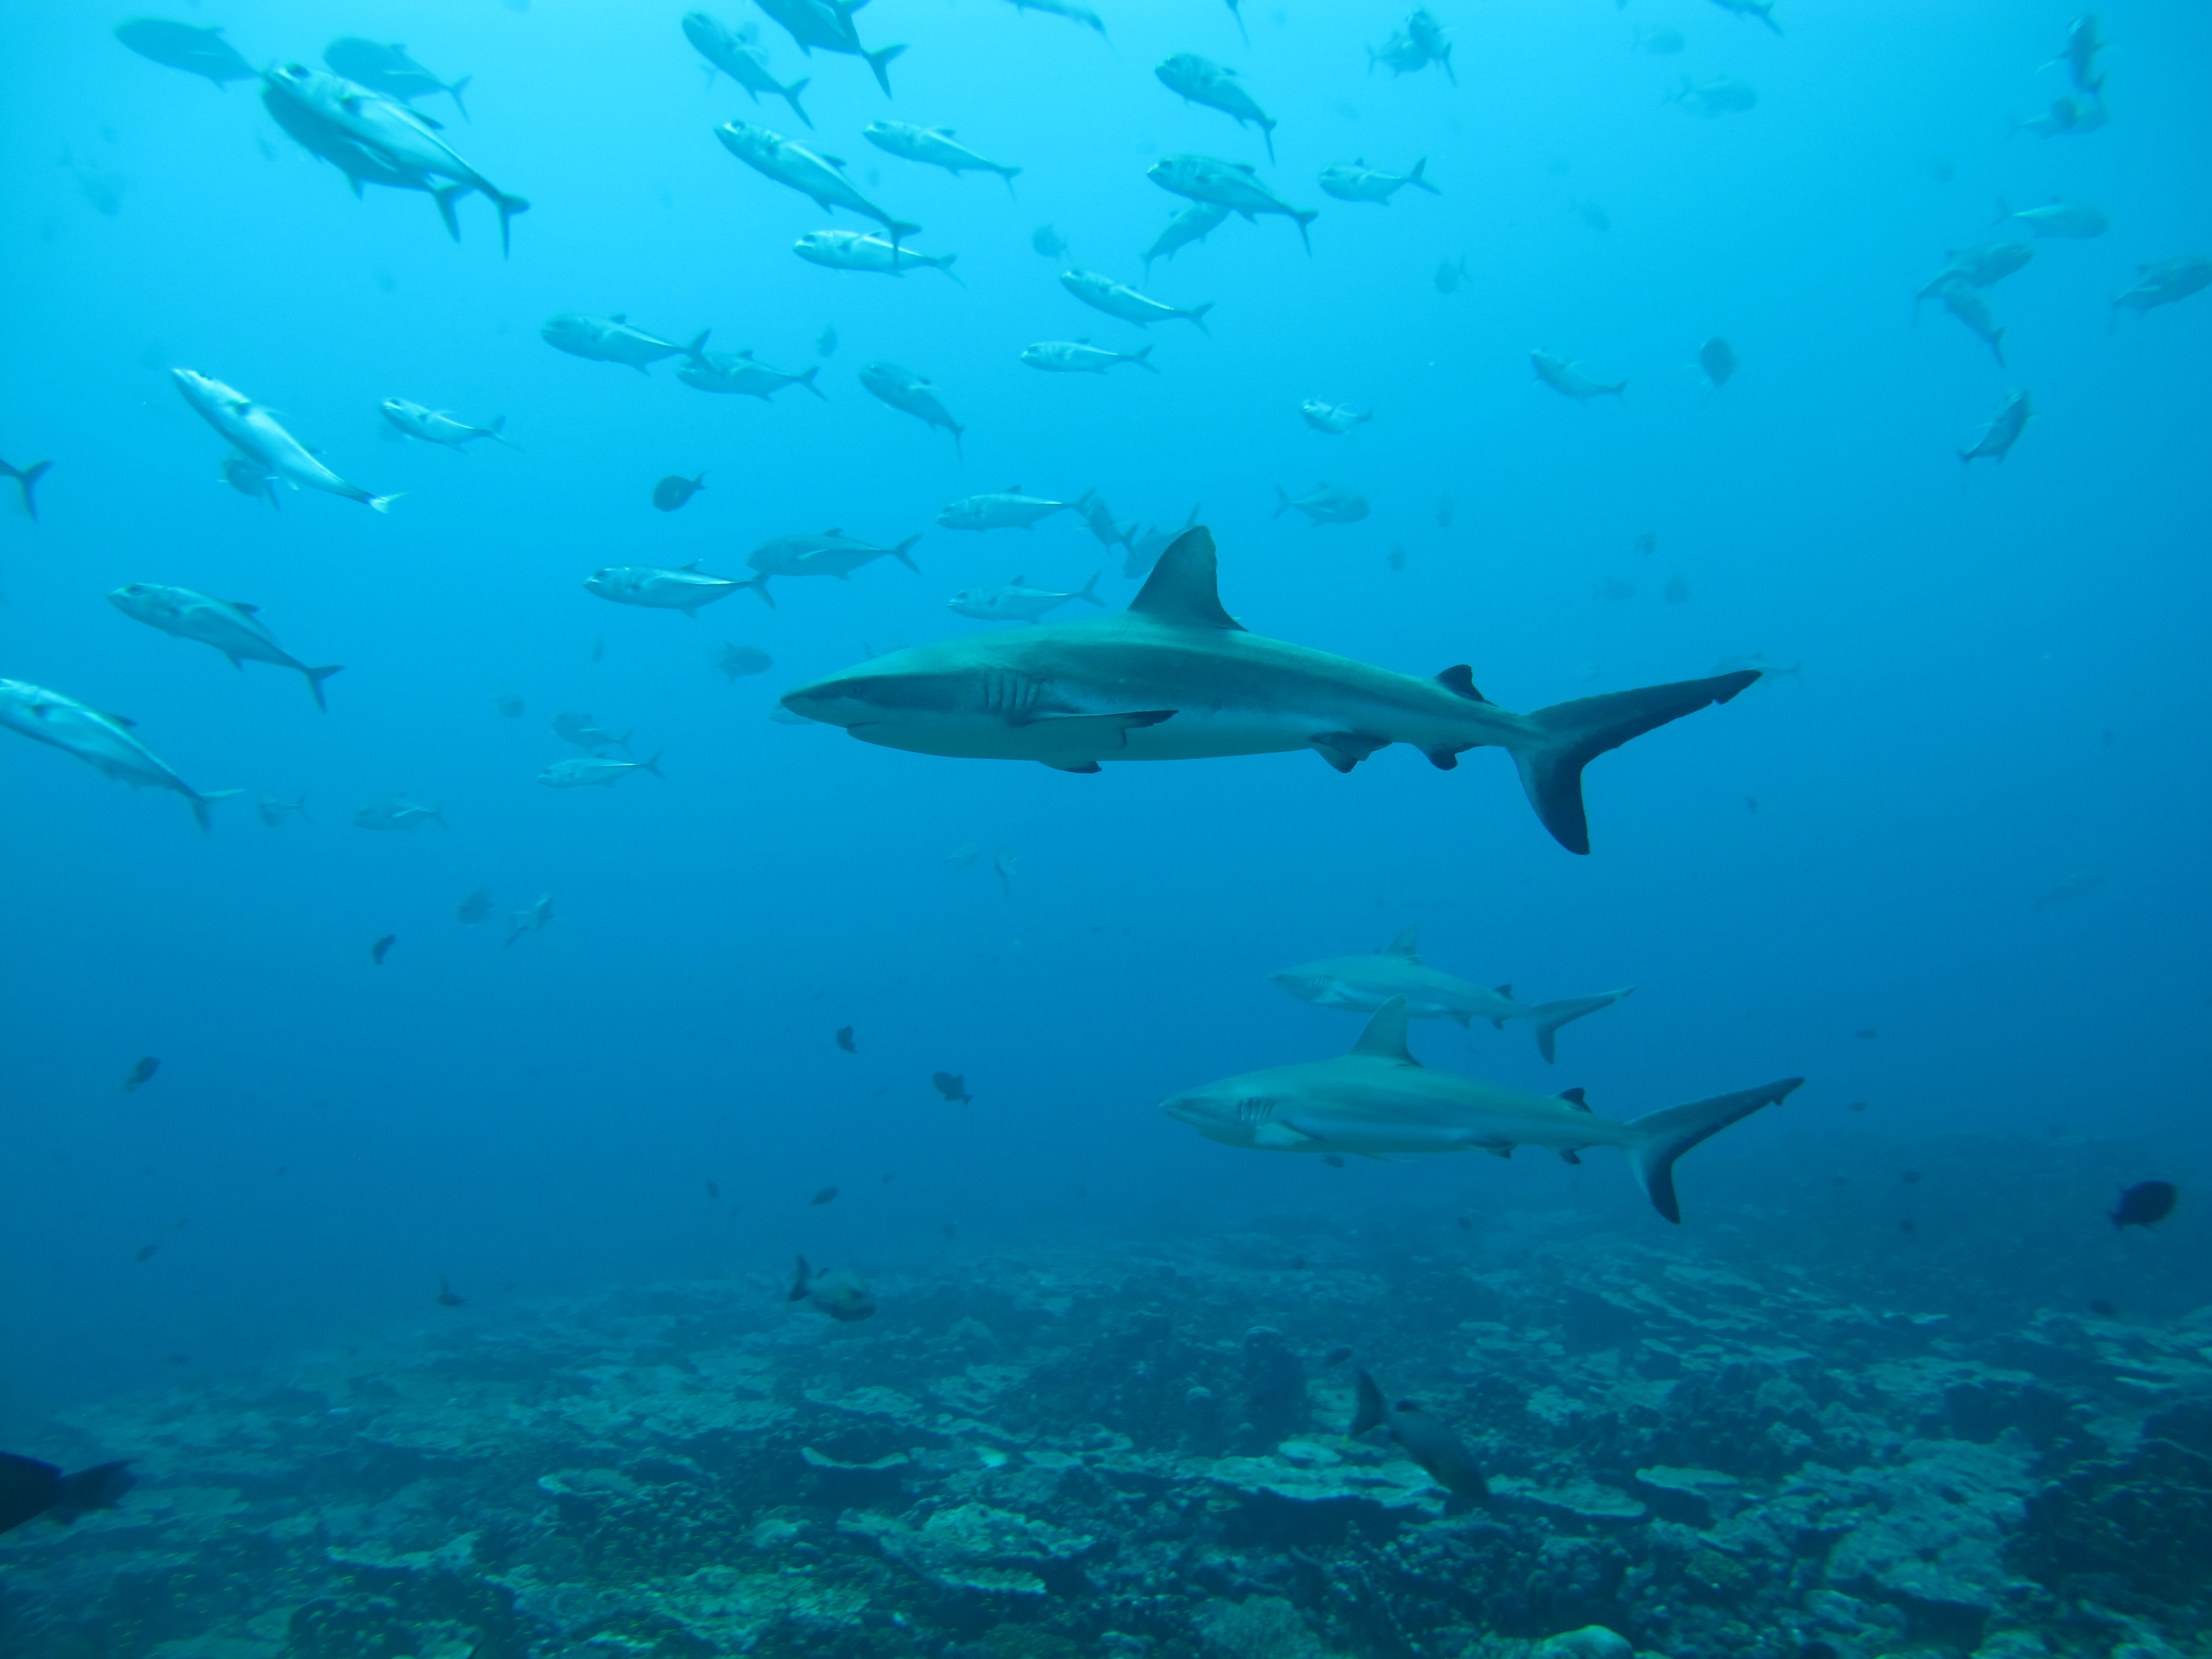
[
  {"x1": 1435, "y1": 665, "x2": 1489, "y2": 703},
  {"x1": 1012, "y1": 575, "x2": 1025, "y2": 585},
  {"x1": 1558, "y1": 1087, "x2": 1591, "y2": 1113},
  {"x1": 1495, "y1": 983, "x2": 1514, "y2": 999},
  {"x1": 1129, "y1": 526, "x2": 1244, "y2": 630},
  {"x1": 1382, "y1": 925, "x2": 1419, "y2": 959},
  {"x1": 1350, "y1": 997, "x2": 1416, "y2": 1064}
]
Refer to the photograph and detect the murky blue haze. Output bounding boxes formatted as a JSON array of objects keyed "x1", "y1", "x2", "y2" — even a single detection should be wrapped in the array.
[{"x1": 1, "y1": 1, "x2": 2209, "y2": 1651}]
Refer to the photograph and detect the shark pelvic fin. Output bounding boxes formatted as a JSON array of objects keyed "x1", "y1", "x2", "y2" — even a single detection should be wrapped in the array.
[
  {"x1": 1128, "y1": 526, "x2": 1244, "y2": 629},
  {"x1": 1350, "y1": 997, "x2": 1418, "y2": 1064}
]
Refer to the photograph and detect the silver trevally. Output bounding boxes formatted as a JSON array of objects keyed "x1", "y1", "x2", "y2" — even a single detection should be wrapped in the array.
[
  {"x1": 1007, "y1": 0, "x2": 1107, "y2": 38},
  {"x1": 221, "y1": 455, "x2": 282, "y2": 509},
  {"x1": 541, "y1": 313, "x2": 710, "y2": 374},
  {"x1": 716, "y1": 121, "x2": 918, "y2": 241},
  {"x1": 107, "y1": 583, "x2": 343, "y2": 711},
  {"x1": 0, "y1": 678, "x2": 236, "y2": 831},
  {"x1": 1143, "y1": 200, "x2": 1232, "y2": 275},
  {"x1": 1274, "y1": 482, "x2": 1369, "y2": 526},
  {"x1": 538, "y1": 753, "x2": 664, "y2": 788},
  {"x1": 1155, "y1": 55, "x2": 1278, "y2": 162},
  {"x1": 1937, "y1": 281, "x2": 2006, "y2": 367},
  {"x1": 937, "y1": 488, "x2": 1092, "y2": 531},
  {"x1": 1148, "y1": 153, "x2": 1318, "y2": 253},
  {"x1": 859, "y1": 361, "x2": 965, "y2": 455},
  {"x1": 1960, "y1": 389, "x2": 2032, "y2": 465},
  {"x1": 261, "y1": 64, "x2": 528, "y2": 253},
  {"x1": 1160, "y1": 997, "x2": 1802, "y2": 1223},
  {"x1": 1532, "y1": 349, "x2": 1627, "y2": 402},
  {"x1": 2112, "y1": 255, "x2": 2212, "y2": 326},
  {"x1": 1369, "y1": 9, "x2": 1455, "y2": 82},
  {"x1": 794, "y1": 229, "x2": 961, "y2": 281},
  {"x1": 1022, "y1": 341, "x2": 1158, "y2": 375},
  {"x1": 1707, "y1": 0, "x2": 1781, "y2": 34},
  {"x1": 782, "y1": 526, "x2": 1761, "y2": 853},
  {"x1": 323, "y1": 38, "x2": 472, "y2": 119},
  {"x1": 1992, "y1": 197, "x2": 2108, "y2": 240},
  {"x1": 863, "y1": 121, "x2": 1021, "y2": 191},
  {"x1": 1301, "y1": 400, "x2": 1372, "y2": 434},
  {"x1": 949, "y1": 572, "x2": 1104, "y2": 622},
  {"x1": 2011, "y1": 92, "x2": 2106, "y2": 140},
  {"x1": 355, "y1": 795, "x2": 444, "y2": 831},
  {"x1": 1669, "y1": 74, "x2": 1757, "y2": 117},
  {"x1": 677, "y1": 349, "x2": 826, "y2": 401},
  {"x1": 585, "y1": 561, "x2": 753, "y2": 614},
  {"x1": 115, "y1": 19, "x2": 255, "y2": 89},
  {"x1": 552, "y1": 711, "x2": 631, "y2": 754},
  {"x1": 1061, "y1": 269, "x2": 1213, "y2": 333},
  {"x1": 505, "y1": 894, "x2": 553, "y2": 946},
  {"x1": 380, "y1": 398, "x2": 516, "y2": 450},
  {"x1": 2048, "y1": 13, "x2": 2106, "y2": 93},
  {"x1": 260, "y1": 72, "x2": 471, "y2": 240},
  {"x1": 1272, "y1": 926, "x2": 1634, "y2": 1063},
  {"x1": 172, "y1": 369, "x2": 395, "y2": 512},
  {"x1": 746, "y1": 529, "x2": 921, "y2": 605},
  {"x1": 682, "y1": 11, "x2": 811, "y2": 127},
  {"x1": 1319, "y1": 158, "x2": 1438, "y2": 204},
  {"x1": 1915, "y1": 241, "x2": 2033, "y2": 304},
  {"x1": 751, "y1": 0, "x2": 905, "y2": 98}
]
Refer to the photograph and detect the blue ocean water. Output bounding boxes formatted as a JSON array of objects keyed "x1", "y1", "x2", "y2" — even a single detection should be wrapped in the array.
[{"x1": 2, "y1": 3, "x2": 2209, "y2": 1653}]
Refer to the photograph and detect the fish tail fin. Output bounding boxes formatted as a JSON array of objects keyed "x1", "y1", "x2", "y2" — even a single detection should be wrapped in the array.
[
  {"x1": 1187, "y1": 301, "x2": 1214, "y2": 336},
  {"x1": 188, "y1": 788, "x2": 243, "y2": 834},
  {"x1": 431, "y1": 804, "x2": 449, "y2": 829},
  {"x1": 1991, "y1": 329, "x2": 2006, "y2": 368},
  {"x1": 1272, "y1": 485, "x2": 1292, "y2": 518},
  {"x1": 1439, "y1": 47, "x2": 1456, "y2": 85},
  {"x1": 744, "y1": 574, "x2": 777, "y2": 609},
  {"x1": 866, "y1": 41, "x2": 906, "y2": 97},
  {"x1": 1131, "y1": 344, "x2": 1159, "y2": 373},
  {"x1": 640, "y1": 751, "x2": 665, "y2": 778},
  {"x1": 1000, "y1": 164, "x2": 1021, "y2": 198},
  {"x1": 788, "y1": 1255, "x2": 813, "y2": 1301},
  {"x1": 1351, "y1": 1369, "x2": 1387, "y2": 1436},
  {"x1": 1409, "y1": 157, "x2": 1439, "y2": 194},
  {"x1": 1262, "y1": 123, "x2": 1276, "y2": 164},
  {"x1": 1293, "y1": 208, "x2": 1316, "y2": 255},
  {"x1": 487, "y1": 415, "x2": 522, "y2": 450},
  {"x1": 1609, "y1": 380, "x2": 1628, "y2": 398},
  {"x1": 493, "y1": 193, "x2": 529, "y2": 257},
  {"x1": 304, "y1": 664, "x2": 343, "y2": 712},
  {"x1": 938, "y1": 252, "x2": 967, "y2": 287},
  {"x1": 1525, "y1": 988, "x2": 1634, "y2": 1064},
  {"x1": 1992, "y1": 194, "x2": 2014, "y2": 226},
  {"x1": 685, "y1": 329, "x2": 712, "y2": 361},
  {"x1": 799, "y1": 366, "x2": 827, "y2": 400},
  {"x1": 1077, "y1": 570, "x2": 1104, "y2": 606},
  {"x1": 891, "y1": 535, "x2": 922, "y2": 572},
  {"x1": 366, "y1": 491, "x2": 401, "y2": 514},
  {"x1": 1508, "y1": 670, "x2": 1760, "y2": 853},
  {"x1": 951, "y1": 424, "x2": 965, "y2": 461},
  {"x1": 1629, "y1": 1078, "x2": 1802, "y2": 1222},
  {"x1": 11, "y1": 458, "x2": 51, "y2": 523},
  {"x1": 449, "y1": 76, "x2": 472, "y2": 121}
]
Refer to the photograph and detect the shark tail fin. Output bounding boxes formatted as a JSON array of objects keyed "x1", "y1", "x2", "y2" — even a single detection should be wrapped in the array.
[
  {"x1": 1526, "y1": 987, "x2": 1634, "y2": 1064},
  {"x1": 304, "y1": 665, "x2": 343, "y2": 712},
  {"x1": 785, "y1": 78, "x2": 813, "y2": 128},
  {"x1": 866, "y1": 41, "x2": 907, "y2": 97},
  {"x1": 1076, "y1": 571, "x2": 1104, "y2": 606},
  {"x1": 1351, "y1": 1369, "x2": 1387, "y2": 1436},
  {"x1": 891, "y1": 535, "x2": 922, "y2": 572},
  {"x1": 1509, "y1": 671, "x2": 1760, "y2": 853},
  {"x1": 1628, "y1": 1078, "x2": 1802, "y2": 1222}
]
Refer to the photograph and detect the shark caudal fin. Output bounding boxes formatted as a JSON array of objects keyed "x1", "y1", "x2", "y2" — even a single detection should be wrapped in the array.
[
  {"x1": 1628, "y1": 1078, "x2": 1802, "y2": 1222},
  {"x1": 1509, "y1": 670, "x2": 1760, "y2": 853},
  {"x1": 1524, "y1": 987, "x2": 1635, "y2": 1063}
]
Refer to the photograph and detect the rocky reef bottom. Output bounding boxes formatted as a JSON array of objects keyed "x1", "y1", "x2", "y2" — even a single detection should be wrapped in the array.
[{"x1": 4, "y1": 1199, "x2": 2211, "y2": 1659}]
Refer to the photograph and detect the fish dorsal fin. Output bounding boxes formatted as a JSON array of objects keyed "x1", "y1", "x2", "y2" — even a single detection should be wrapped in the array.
[
  {"x1": 1129, "y1": 526, "x2": 1244, "y2": 630},
  {"x1": 1350, "y1": 997, "x2": 1417, "y2": 1064},
  {"x1": 680, "y1": 560, "x2": 700, "y2": 571},
  {"x1": 1382, "y1": 925, "x2": 1419, "y2": 959},
  {"x1": 1558, "y1": 1087, "x2": 1591, "y2": 1113},
  {"x1": 1435, "y1": 665, "x2": 1489, "y2": 703},
  {"x1": 230, "y1": 600, "x2": 260, "y2": 613},
  {"x1": 738, "y1": 348, "x2": 756, "y2": 358}
]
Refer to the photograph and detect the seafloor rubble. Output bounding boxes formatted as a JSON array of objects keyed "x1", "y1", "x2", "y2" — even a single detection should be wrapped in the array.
[{"x1": 4, "y1": 1203, "x2": 2210, "y2": 1659}]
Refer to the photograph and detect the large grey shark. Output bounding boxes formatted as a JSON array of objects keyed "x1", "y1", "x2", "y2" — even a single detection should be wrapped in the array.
[
  {"x1": 1161, "y1": 998, "x2": 1803, "y2": 1222},
  {"x1": 1272, "y1": 927, "x2": 1632, "y2": 1062},
  {"x1": 782, "y1": 527, "x2": 1761, "y2": 853}
]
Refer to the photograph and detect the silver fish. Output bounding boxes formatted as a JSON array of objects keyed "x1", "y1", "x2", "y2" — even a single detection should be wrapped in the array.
[
  {"x1": 0, "y1": 678, "x2": 236, "y2": 831},
  {"x1": 106, "y1": 584, "x2": 342, "y2": 709}
]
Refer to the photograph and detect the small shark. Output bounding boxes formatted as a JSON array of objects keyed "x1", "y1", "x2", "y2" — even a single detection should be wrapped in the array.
[
  {"x1": 1161, "y1": 997, "x2": 1803, "y2": 1221},
  {"x1": 1272, "y1": 927, "x2": 1633, "y2": 1062},
  {"x1": 782, "y1": 527, "x2": 1760, "y2": 853}
]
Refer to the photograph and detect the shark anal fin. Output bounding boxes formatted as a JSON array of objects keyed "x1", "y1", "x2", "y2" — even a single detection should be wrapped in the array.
[
  {"x1": 1312, "y1": 731, "x2": 1390, "y2": 773},
  {"x1": 1424, "y1": 747, "x2": 1461, "y2": 770},
  {"x1": 1559, "y1": 1149, "x2": 1583, "y2": 1165},
  {"x1": 1042, "y1": 759, "x2": 1102, "y2": 773}
]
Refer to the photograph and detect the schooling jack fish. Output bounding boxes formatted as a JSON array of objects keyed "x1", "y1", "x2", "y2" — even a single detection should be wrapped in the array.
[
  {"x1": 172, "y1": 370, "x2": 395, "y2": 512},
  {"x1": 0, "y1": 679, "x2": 236, "y2": 831}
]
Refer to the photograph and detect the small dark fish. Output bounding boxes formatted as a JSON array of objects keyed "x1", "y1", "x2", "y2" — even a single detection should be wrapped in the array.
[
  {"x1": 816, "y1": 323, "x2": 839, "y2": 357},
  {"x1": 493, "y1": 691, "x2": 523, "y2": 718},
  {"x1": 1663, "y1": 574, "x2": 1692, "y2": 604},
  {"x1": 1634, "y1": 529, "x2": 1657, "y2": 555},
  {"x1": 789, "y1": 1255, "x2": 876, "y2": 1321},
  {"x1": 1744, "y1": 796, "x2": 1760, "y2": 814},
  {"x1": 1899, "y1": 1219, "x2": 1917, "y2": 1234},
  {"x1": 2111, "y1": 1181, "x2": 2178, "y2": 1229},
  {"x1": 1322, "y1": 1346, "x2": 1352, "y2": 1367},
  {"x1": 811, "y1": 1186, "x2": 839, "y2": 1205},
  {"x1": 436, "y1": 1274, "x2": 466, "y2": 1307},
  {"x1": 2088, "y1": 1298, "x2": 2117, "y2": 1318},
  {"x1": 932, "y1": 1071, "x2": 973, "y2": 1103},
  {"x1": 1902, "y1": 1170, "x2": 1923, "y2": 1185},
  {"x1": 1352, "y1": 1371, "x2": 1485, "y2": 1500},
  {"x1": 1455, "y1": 1215, "x2": 1472, "y2": 1231},
  {"x1": 135, "y1": 1244, "x2": 158, "y2": 1263},
  {"x1": 370, "y1": 934, "x2": 395, "y2": 967},
  {"x1": 1434, "y1": 495, "x2": 1456, "y2": 528},
  {"x1": 122, "y1": 1057, "x2": 159, "y2": 1092},
  {"x1": 836, "y1": 1025, "x2": 856, "y2": 1053},
  {"x1": 114, "y1": 19, "x2": 253, "y2": 88},
  {"x1": 1386, "y1": 542, "x2": 1407, "y2": 571},
  {"x1": 0, "y1": 1453, "x2": 136, "y2": 1536},
  {"x1": 456, "y1": 886, "x2": 494, "y2": 925},
  {"x1": 1031, "y1": 223, "x2": 1069, "y2": 259},
  {"x1": 1847, "y1": 1100, "x2": 1868, "y2": 1112},
  {"x1": 1, "y1": 457, "x2": 50, "y2": 523},
  {"x1": 1698, "y1": 335, "x2": 1738, "y2": 389},
  {"x1": 712, "y1": 643, "x2": 773, "y2": 680},
  {"x1": 706, "y1": 1180, "x2": 720, "y2": 1201},
  {"x1": 1433, "y1": 256, "x2": 1470, "y2": 294},
  {"x1": 653, "y1": 472, "x2": 706, "y2": 512},
  {"x1": 1855, "y1": 1028, "x2": 1877, "y2": 1039},
  {"x1": 1324, "y1": 1154, "x2": 1346, "y2": 1168}
]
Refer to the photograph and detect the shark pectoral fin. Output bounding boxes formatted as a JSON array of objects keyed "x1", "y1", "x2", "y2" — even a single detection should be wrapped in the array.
[
  {"x1": 1014, "y1": 708, "x2": 1176, "y2": 759},
  {"x1": 1473, "y1": 1141, "x2": 1514, "y2": 1159},
  {"x1": 1252, "y1": 1121, "x2": 1318, "y2": 1149},
  {"x1": 1312, "y1": 731, "x2": 1390, "y2": 773},
  {"x1": 1041, "y1": 759, "x2": 1102, "y2": 774}
]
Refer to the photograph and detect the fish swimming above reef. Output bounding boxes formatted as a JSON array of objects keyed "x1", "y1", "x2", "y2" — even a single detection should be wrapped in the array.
[
  {"x1": 1917, "y1": 241, "x2": 2033, "y2": 305},
  {"x1": 938, "y1": 489, "x2": 1090, "y2": 532},
  {"x1": 107, "y1": 585, "x2": 343, "y2": 711},
  {"x1": 950, "y1": 572, "x2": 1104, "y2": 622},
  {"x1": 682, "y1": 12, "x2": 812, "y2": 126},
  {"x1": 1301, "y1": 400, "x2": 1372, "y2": 434},
  {"x1": 1352, "y1": 1370, "x2": 1484, "y2": 1499},
  {"x1": 172, "y1": 370, "x2": 395, "y2": 512},
  {"x1": 1273, "y1": 927, "x2": 1634, "y2": 1062},
  {"x1": 1149, "y1": 154, "x2": 1318, "y2": 253},
  {"x1": 789, "y1": 1255, "x2": 876, "y2": 1320},
  {"x1": 354, "y1": 796, "x2": 444, "y2": 831},
  {"x1": 2048, "y1": 13, "x2": 2108, "y2": 94},
  {"x1": 1433, "y1": 256, "x2": 1471, "y2": 293},
  {"x1": 1369, "y1": 10, "x2": 1455, "y2": 82},
  {"x1": 1937, "y1": 282, "x2": 2007, "y2": 366},
  {"x1": 1697, "y1": 336, "x2": 1738, "y2": 390},
  {"x1": 1532, "y1": 350, "x2": 1626, "y2": 403},
  {"x1": 457, "y1": 885, "x2": 495, "y2": 924},
  {"x1": 1993, "y1": 197, "x2": 2108, "y2": 239},
  {"x1": 123, "y1": 1057, "x2": 160, "y2": 1092},
  {"x1": 1021, "y1": 341, "x2": 1157, "y2": 376},
  {"x1": 751, "y1": 0, "x2": 905, "y2": 98},
  {"x1": 1005, "y1": 0, "x2": 1108, "y2": 39},
  {"x1": 504, "y1": 894, "x2": 552, "y2": 947},
  {"x1": 859, "y1": 362, "x2": 965, "y2": 455},
  {"x1": 1124, "y1": 505, "x2": 1200, "y2": 578},
  {"x1": 323, "y1": 38, "x2": 471, "y2": 118},
  {"x1": 258, "y1": 793, "x2": 307, "y2": 831},
  {"x1": 864, "y1": 121, "x2": 1021, "y2": 189},
  {"x1": 551, "y1": 712, "x2": 631, "y2": 754},
  {"x1": 115, "y1": 19, "x2": 252, "y2": 87},
  {"x1": 1155, "y1": 55, "x2": 1278, "y2": 161},
  {"x1": 2011, "y1": 92, "x2": 2106, "y2": 140},
  {"x1": 542, "y1": 314, "x2": 710, "y2": 374},
  {"x1": 717, "y1": 121, "x2": 918, "y2": 241},
  {"x1": 1708, "y1": 0, "x2": 1781, "y2": 34},
  {"x1": 0, "y1": 679, "x2": 236, "y2": 831},
  {"x1": 586, "y1": 562, "x2": 752, "y2": 615},
  {"x1": 1669, "y1": 74, "x2": 1757, "y2": 117},
  {"x1": 1959, "y1": 389, "x2": 2033, "y2": 464},
  {"x1": 1162, "y1": 997, "x2": 1803, "y2": 1220},
  {"x1": 0, "y1": 1452, "x2": 136, "y2": 1535},
  {"x1": 538, "y1": 754, "x2": 663, "y2": 788},
  {"x1": 781, "y1": 528, "x2": 1763, "y2": 853},
  {"x1": 370, "y1": 934, "x2": 395, "y2": 966},
  {"x1": 2111, "y1": 1180, "x2": 2177, "y2": 1228},
  {"x1": 1143, "y1": 201, "x2": 1232, "y2": 276},
  {"x1": 932, "y1": 1071, "x2": 973, "y2": 1102},
  {"x1": 258, "y1": 79, "x2": 471, "y2": 240},
  {"x1": 1274, "y1": 482, "x2": 1369, "y2": 525}
]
